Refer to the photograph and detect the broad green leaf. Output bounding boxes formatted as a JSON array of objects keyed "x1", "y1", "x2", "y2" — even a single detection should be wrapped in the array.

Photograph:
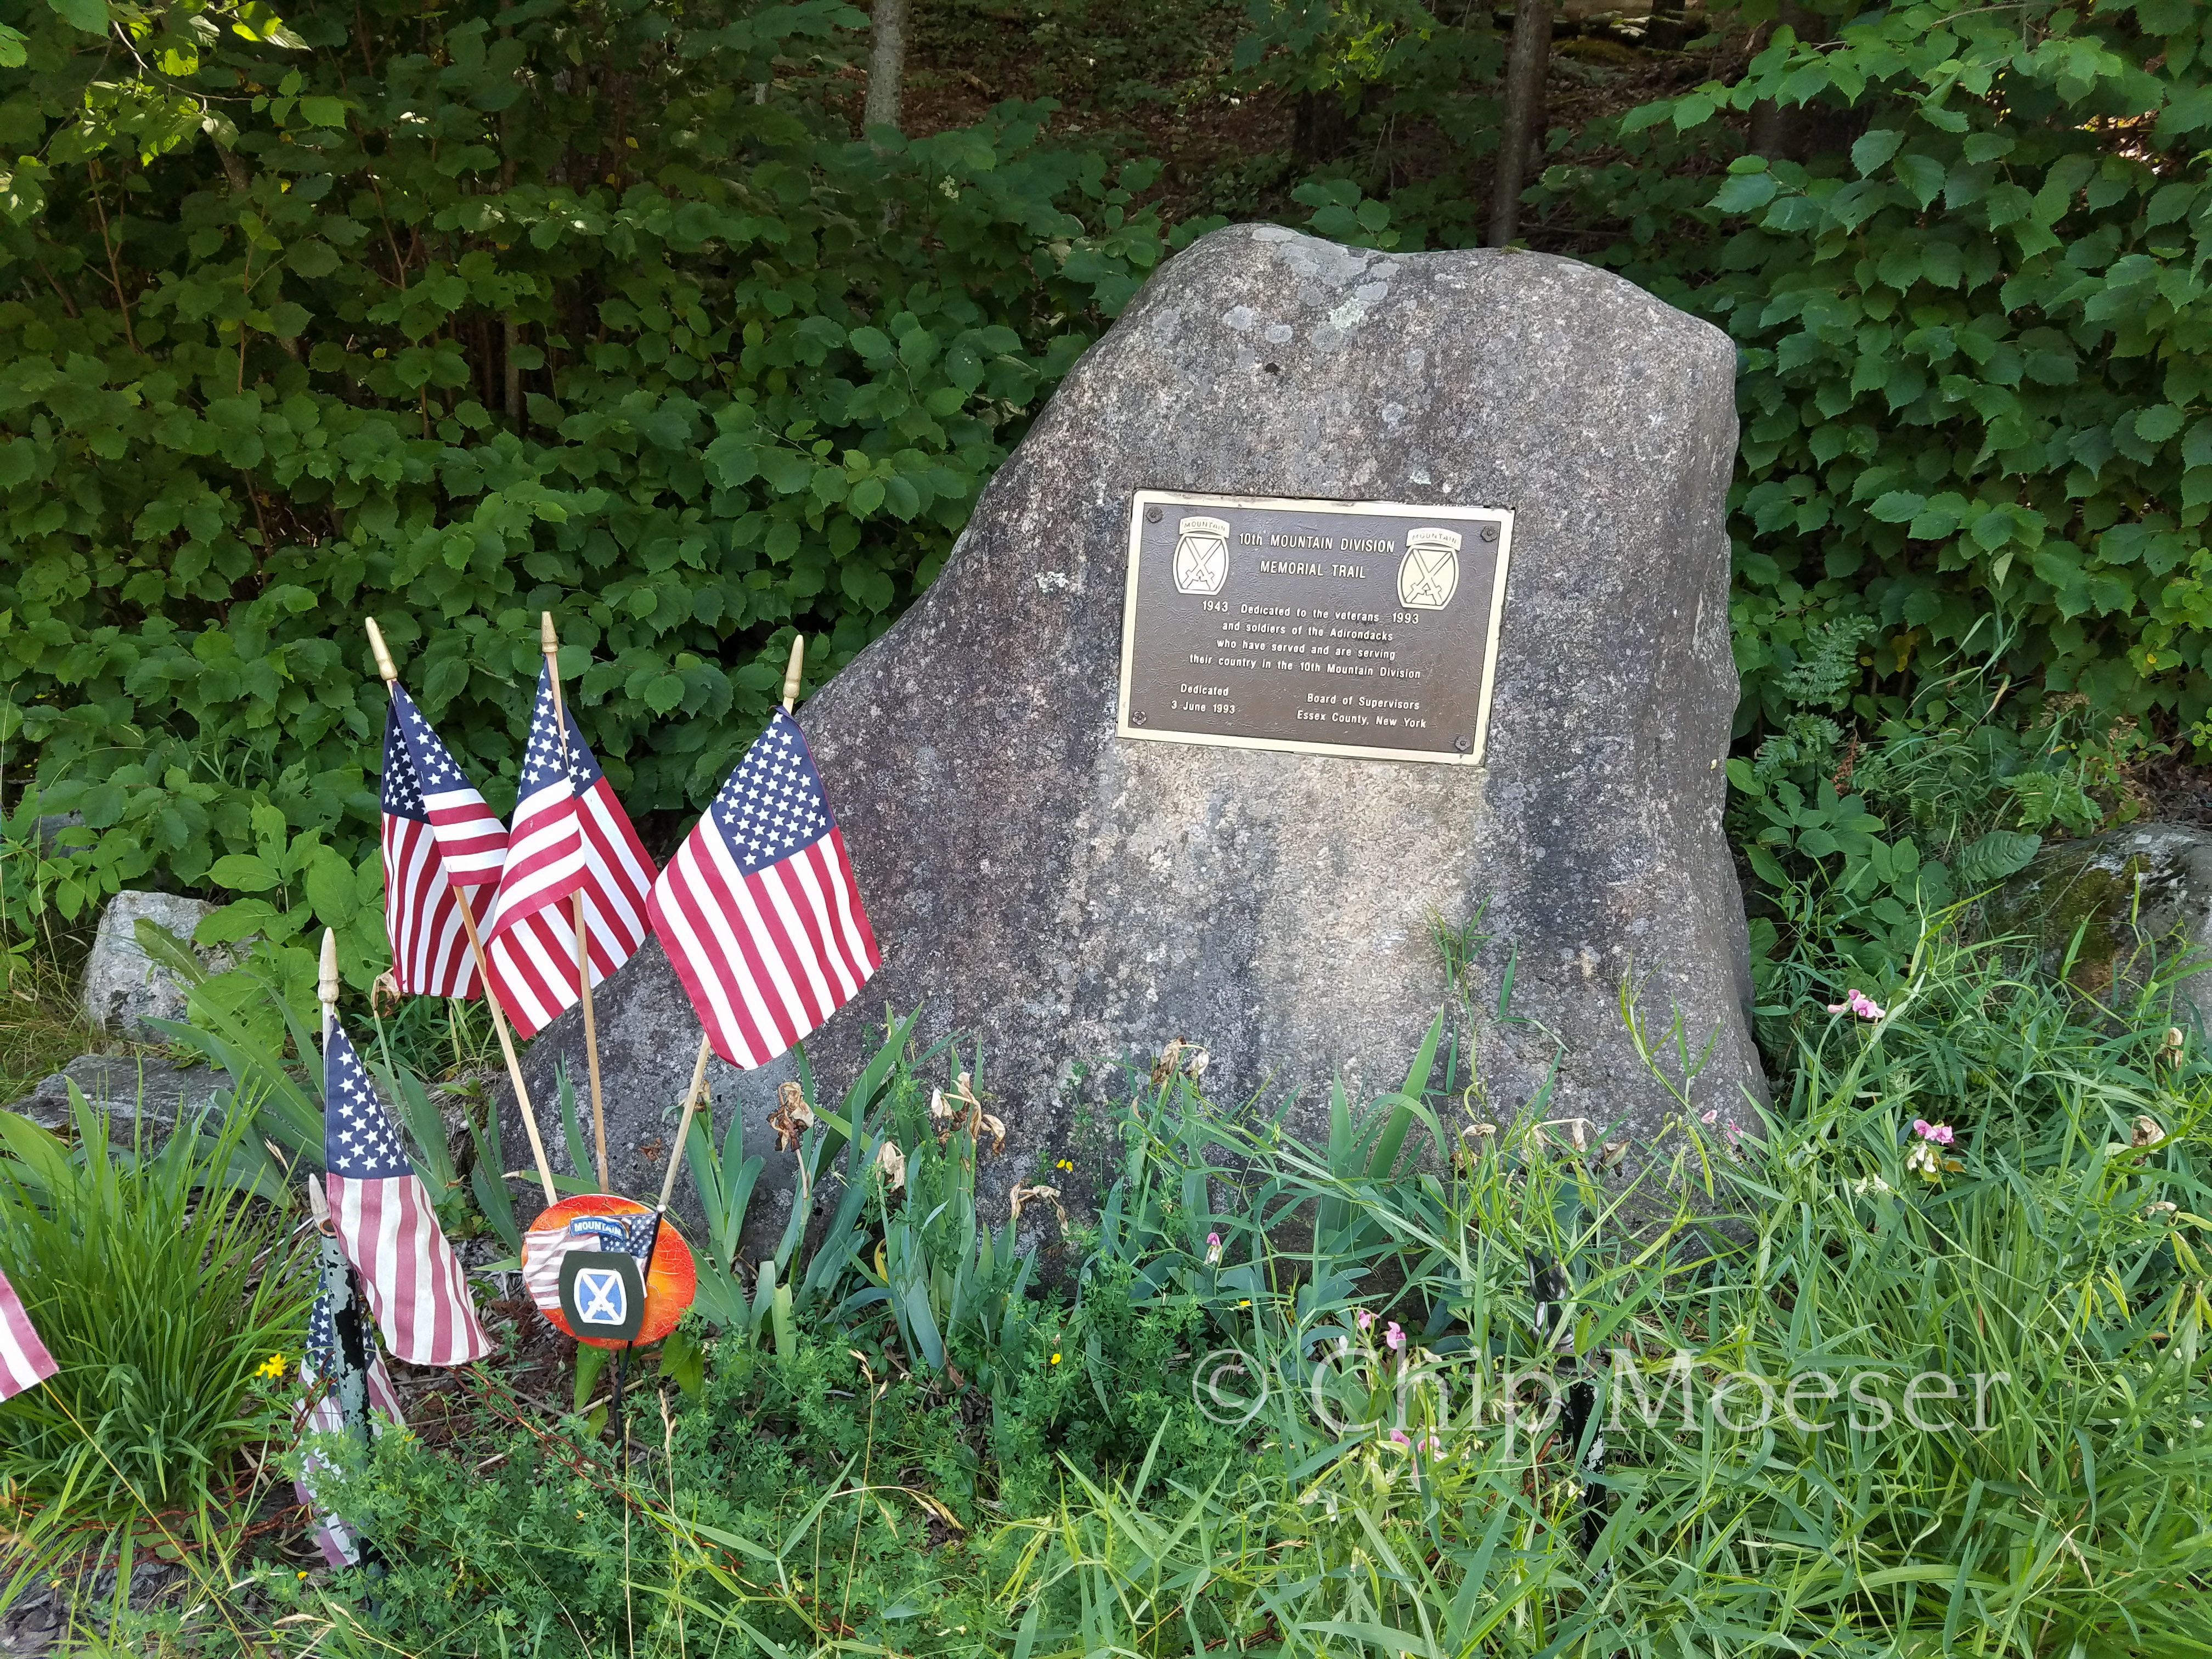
[
  {"x1": 207, "y1": 854, "x2": 279, "y2": 893},
  {"x1": 1850, "y1": 129, "x2": 1904, "y2": 176},
  {"x1": 48, "y1": 0, "x2": 107, "y2": 34}
]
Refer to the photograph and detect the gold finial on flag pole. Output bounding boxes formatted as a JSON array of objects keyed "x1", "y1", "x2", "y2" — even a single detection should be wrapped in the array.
[
  {"x1": 365, "y1": 618, "x2": 398, "y2": 686},
  {"x1": 539, "y1": 613, "x2": 610, "y2": 1193},
  {"x1": 782, "y1": 633, "x2": 804, "y2": 713},
  {"x1": 318, "y1": 926, "x2": 340, "y2": 1040},
  {"x1": 364, "y1": 620, "x2": 560, "y2": 1208}
]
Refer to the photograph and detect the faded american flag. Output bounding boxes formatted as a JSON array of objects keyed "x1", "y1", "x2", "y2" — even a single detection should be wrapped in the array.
[{"x1": 324, "y1": 1020, "x2": 489, "y2": 1367}]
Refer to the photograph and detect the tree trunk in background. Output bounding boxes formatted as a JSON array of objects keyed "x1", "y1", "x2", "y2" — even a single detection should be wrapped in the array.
[
  {"x1": 865, "y1": 0, "x2": 910, "y2": 136},
  {"x1": 1748, "y1": 2, "x2": 1813, "y2": 160},
  {"x1": 1487, "y1": 0, "x2": 1553, "y2": 247},
  {"x1": 1293, "y1": 88, "x2": 1356, "y2": 168}
]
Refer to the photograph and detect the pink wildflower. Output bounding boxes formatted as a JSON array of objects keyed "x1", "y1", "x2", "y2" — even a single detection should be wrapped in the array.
[
  {"x1": 1911, "y1": 1119, "x2": 1955, "y2": 1146},
  {"x1": 1355, "y1": 1309, "x2": 1375, "y2": 1332},
  {"x1": 1204, "y1": 1232, "x2": 1223, "y2": 1266},
  {"x1": 1827, "y1": 989, "x2": 1885, "y2": 1021},
  {"x1": 1700, "y1": 1109, "x2": 1718, "y2": 1125},
  {"x1": 1388, "y1": 1428, "x2": 1410, "y2": 1447},
  {"x1": 1385, "y1": 1322, "x2": 1406, "y2": 1352}
]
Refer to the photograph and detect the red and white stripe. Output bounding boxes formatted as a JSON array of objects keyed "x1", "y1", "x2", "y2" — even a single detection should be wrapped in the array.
[
  {"x1": 485, "y1": 781, "x2": 658, "y2": 1040},
  {"x1": 421, "y1": 782, "x2": 507, "y2": 890},
  {"x1": 0, "y1": 1266, "x2": 57, "y2": 1402},
  {"x1": 382, "y1": 812, "x2": 478, "y2": 999},
  {"x1": 521, "y1": 1223, "x2": 597, "y2": 1316},
  {"x1": 484, "y1": 777, "x2": 584, "y2": 943},
  {"x1": 326, "y1": 1172, "x2": 491, "y2": 1368},
  {"x1": 651, "y1": 825, "x2": 878, "y2": 1069}
]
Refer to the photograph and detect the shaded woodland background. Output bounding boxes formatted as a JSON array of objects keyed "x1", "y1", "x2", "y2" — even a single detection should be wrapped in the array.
[{"x1": 2, "y1": 0, "x2": 2208, "y2": 1003}]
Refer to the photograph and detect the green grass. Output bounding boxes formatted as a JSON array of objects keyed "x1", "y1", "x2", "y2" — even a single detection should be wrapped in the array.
[
  {"x1": 0, "y1": 1092, "x2": 312, "y2": 1526},
  {"x1": 0, "y1": 954, "x2": 100, "y2": 1103},
  {"x1": 63, "y1": 917, "x2": 2193, "y2": 1659},
  {"x1": 6, "y1": 718, "x2": 2210, "y2": 1655}
]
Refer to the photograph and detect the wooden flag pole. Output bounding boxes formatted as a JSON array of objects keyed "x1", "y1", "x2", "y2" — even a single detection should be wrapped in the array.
[
  {"x1": 657, "y1": 1036, "x2": 715, "y2": 1212},
  {"x1": 651, "y1": 633, "x2": 806, "y2": 1211},
  {"x1": 539, "y1": 612, "x2": 610, "y2": 1193},
  {"x1": 366, "y1": 618, "x2": 560, "y2": 1209}
]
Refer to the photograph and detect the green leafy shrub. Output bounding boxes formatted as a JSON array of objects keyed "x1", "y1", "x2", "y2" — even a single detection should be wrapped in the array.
[
  {"x1": 1245, "y1": 0, "x2": 2209, "y2": 752},
  {"x1": 0, "y1": 0, "x2": 1172, "y2": 978},
  {"x1": 219, "y1": 928, "x2": 2212, "y2": 1656},
  {"x1": 0, "y1": 1091, "x2": 311, "y2": 1519},
  {"x1": 1536, "y1": 0, "x2": 2212, "y2": 740}
]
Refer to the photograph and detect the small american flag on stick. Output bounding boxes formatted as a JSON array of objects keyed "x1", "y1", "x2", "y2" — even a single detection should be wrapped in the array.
[
  {"x1": 649, "y1": 708, "x2": 880, "y2": 1068},
  {"x1": 324, "y1": 1021, "x2": 490, "y2": 1367},
  {"x1": 482, "y1": 664, "x2": 657, "y2": 1038},
  {"x1": 0, "y1": 1266, "x2": 56, "y2": 1403},
  {"x1": 380, "y1": 686, "x2": 507, "y2": 998}
]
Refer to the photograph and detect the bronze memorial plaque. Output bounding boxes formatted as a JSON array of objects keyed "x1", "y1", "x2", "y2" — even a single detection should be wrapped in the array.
[{"x1": 1116, "y1": 490, "x2": 1514, "y2": 765}]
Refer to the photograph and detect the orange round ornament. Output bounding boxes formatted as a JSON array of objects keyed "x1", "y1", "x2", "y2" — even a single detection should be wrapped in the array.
[{"x1": 522, "y1": 1193, "x2": 697, "y2": 1348}]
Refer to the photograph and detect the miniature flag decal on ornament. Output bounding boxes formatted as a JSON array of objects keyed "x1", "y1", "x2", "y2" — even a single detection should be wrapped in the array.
[
  {"x1": 522, "y1": 1209, "x2": 659, "y2": 1315},
  {"x1": 520, "y1": 1198, "x2": 694, "y2": 1349},
  {"x1": 323, "y1": 1021, "x2": 491, "y2": 1367},
  {"x1": 481, "y1": 662, "x2": 658, "y2": 1038},
  {"x1": 649, "y1": 707, "x2": 880, "y2": 1068}
]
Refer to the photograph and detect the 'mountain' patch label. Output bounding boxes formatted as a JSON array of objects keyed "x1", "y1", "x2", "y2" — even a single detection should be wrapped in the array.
[{"x1": 1116, "y1": 491, "x2": 1514, "y2": 765}]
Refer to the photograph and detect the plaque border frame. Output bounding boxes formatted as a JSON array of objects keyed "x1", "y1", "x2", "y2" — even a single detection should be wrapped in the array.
[{"x1": 1115, "y1": 489, "x2": 1515, "y2": 766}]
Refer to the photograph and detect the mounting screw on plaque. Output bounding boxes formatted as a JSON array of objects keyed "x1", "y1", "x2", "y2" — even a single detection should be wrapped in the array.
[
  {"x1": 1131, "y1": 710, "x2": 1149, "y2": 726},
  {"x1": 1481, "y1": 525, "x2": 1499, "y2": 543},
  {"x1": 1146, "y1": 505, "x2": 1163, "y2": 523},
  {"x1": 1453, "y1": 735, "x2": 1472, "y2": 753}
]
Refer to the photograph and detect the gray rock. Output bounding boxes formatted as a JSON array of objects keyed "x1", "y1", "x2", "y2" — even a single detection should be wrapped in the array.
[
  {"x1": 78, "y1": 890, "x2": 224, "y2": 1036},
  {"x1": 35, "y1": 810, "x2": 85, "y2": 854},
  {"x1": 1983, "y1": 821, "x2": 2212, "y2": 1029},
  {"x1": 500, "y1": 225, "x2": 1762, "y2": 1238},
  {"x1": 3, "y1": 1053, "x2": 227, "y2": 1144},
  {"x1": 501, "y1": 953, "x2": 806, "y2": 1238}
]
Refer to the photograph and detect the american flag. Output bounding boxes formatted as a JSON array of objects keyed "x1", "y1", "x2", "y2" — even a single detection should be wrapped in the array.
[
  {"x1": 648, "y1": 709, "x2": 881, "y2": 1069},
  {"x1": 482, "y1": 664, "x2": 657, "y2": 1039},
  {"x1": 0, "y1": 1266, "x2": 55, "y2": 1402},
  {"x1": 381, "y1": 687, "x2": 507, "y2": 998},
  {"x1": 520, "y1": 1210, "x2": 661, "y2": 1317},
  {"x1": 324, "y1": 1020, "x2": 490, "y2": 1367},
  {"x1": 293, "y1": 1233, "x2": 404, "y2": 1568}
]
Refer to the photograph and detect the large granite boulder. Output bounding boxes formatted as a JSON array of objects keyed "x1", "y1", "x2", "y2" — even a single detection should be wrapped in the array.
[
  {"x1": 4, "y1": 1054, "x2": 227, "y2": 1145},
  {"x1": 80, "y1": 890, "x2": 224, "y2": 1036},
  {"x1": 501, "y1": 224, "x2": 1761, "y2": 1240},
  {"x1": 1983, "y1": 822, "x2": 2212, "y2": 1028}
]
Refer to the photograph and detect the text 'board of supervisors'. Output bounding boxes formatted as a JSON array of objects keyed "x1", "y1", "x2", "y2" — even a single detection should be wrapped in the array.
[{"x1": 1116, "y1": 491, "x2": 1514, "y2": 765}]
